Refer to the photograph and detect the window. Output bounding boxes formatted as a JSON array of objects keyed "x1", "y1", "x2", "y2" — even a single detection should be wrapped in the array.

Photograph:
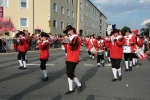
[
  {"x1": 67, "y1": 0, "x2": 70, "y2": 2},
  {"x1": 80, "y1": 14, "x2": 83, "y2": 22},
  {"x1": 53, "y1": 2, "x2": 57, "y2": 12},
  {"x1": 20, "y1": 0, "x2": 27, "y2": 8},
  {"x1": 53, "y1": 20, "x2": 57, "y2": 28},
  {"x1": 72, "y1": 11, "x2": 74, "y2": 18},
  {"x1": 67, "y1": 9, "x2": 70, "y2": 16},
  {"x1": 5, "y1": 0, "x2": 9, "y2": 8},
  {"x1": 80, "y1": 3, "x2": 83, "y2": 10},
  {"x1": 60, "y1": 6, "x2": 64, "y2": 14},
  {"x1": 61, "y1": 21, "x2": 64, "y2": 29},
  {"x1": 20, "y1": 18, "x2": 28, "y2": 27},
  {"x1": 86, "y1": 11, "x2": 88, "y2": 17},
  {"x1": 72, "y1": 0, "x2": 74, "y2": 5}
]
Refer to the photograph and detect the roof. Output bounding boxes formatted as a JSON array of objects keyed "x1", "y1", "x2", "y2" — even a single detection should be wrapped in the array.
[{"x1": 88, "y1": 0, "x2": 107, "y2": 19}]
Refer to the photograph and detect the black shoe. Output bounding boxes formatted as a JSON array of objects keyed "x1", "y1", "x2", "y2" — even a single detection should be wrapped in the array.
[
  {"x1": 129, "y1": 67, "x2": 132, "y2": 71},
  {"x1": 42, "y1": 77, "x2": 48, "y2": 82},
  {"x1": 26, "y1": 59, "x2": 28, "y2": 63},
  {"x1": 118, "y1": 75, "x2": 122, "y2": 81},
  {"x1": 77, "y1": 83, "x2": 82, "y2": 93},
  {"x1": 65, "y1": 90, "x2": 74, "y2": 95},
  {"x1": 90, "y1": 57, "x2": 92, "y2": 59},
  {"x1": 124, "y1": 69, "x2": 129, "y2": 72},
  {"x1": 111, "y1": 78, "x2": 117, "y2": 82},
  {"x1": 102, "y1": 63, "x2": 104, "y2": 67},
  {"x1": 18, "y1": 66, "x2": 23, "y2": 69},
  {"x1": 97, "y1": 65, "x2": 100, "y2": 67},
  {"x1": 108, "y1": 61, "x2": 111, "y2": 63},
  {"x1": 21, "y1": 67, "x2": 27, "y2": 70}
]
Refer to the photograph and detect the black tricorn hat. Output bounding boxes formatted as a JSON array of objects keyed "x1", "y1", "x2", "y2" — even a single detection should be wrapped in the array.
[
  {"x1": 16, "y1": 31, "x2": 25, "y2": 37},
  {"x1": 125, "y1": 29, "x2": 132, "y2": 33},
  {"x1": 41, "y1": 32, "x2": 50, "y2": 37},
  {"x1": 110, "y1": 29, "x2": 119, "y2": 35},
  {"x1": 63, "y1": 25, "x2": 76, "y2": 33},
  {"x1": 98, "y1": 36, "x2": 102, "y2": 40}
]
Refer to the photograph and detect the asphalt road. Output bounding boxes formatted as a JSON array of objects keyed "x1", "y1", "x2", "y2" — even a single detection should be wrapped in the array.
[{"x1": 0, "y1": 48, "x2": 150, "y2": 100}]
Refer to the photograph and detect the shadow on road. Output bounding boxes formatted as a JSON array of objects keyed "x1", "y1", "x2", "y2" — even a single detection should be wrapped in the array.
[
  {"x1": 86, "y1": 95, "x2": 95, "y2": 100},
  {"x1": 8, "y1": 68, "x2": 66, "y2": 100},
  {"x1": 0, "y1": 67, "x2": 40, "y2": 83},
  {"x1": 75, "y1": 67, "x2": 98, "y2": 92},
  {"x1": 52, "y1": 95, "x2": 62, "y2": 100}
]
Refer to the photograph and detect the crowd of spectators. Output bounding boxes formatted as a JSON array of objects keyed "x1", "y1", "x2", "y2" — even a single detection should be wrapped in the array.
[{"x1": 0, "y1": 30, "x2": 64, "y2": 53}]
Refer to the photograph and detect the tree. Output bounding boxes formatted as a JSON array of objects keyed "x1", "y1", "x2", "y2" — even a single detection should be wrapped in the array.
[
  {"x1": 140, "y1": 27, "x2": 149, "y2": 37},
  {"x1": 121, "y1": 26, "x2": 131, "y2": 36}
]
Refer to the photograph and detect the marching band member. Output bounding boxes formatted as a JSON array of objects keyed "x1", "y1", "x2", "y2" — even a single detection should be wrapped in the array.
[
  {"x1": 104, "y1": 36, "x2": 108, "y2": 58},
  {"x1": 104, "y1": 36, "x2": 111, "y2": 63},
  {"x1": 133, "y1": 34, "x2": 143, "y2": 66},
  {"x1": 123, "y1": 30, "x2": 136, "y2": 71},
  {"x1": 87, "y1": 35, "x2": 97, "y2": 60},
  {"x1": 105, "y1": 29, "x2": 123, "y2": 82},
  {"x1": 37, "y1": 32, "x2": 50, "y2": 82},
  {"x1": 63, "y1": 25, "x2": 82, "y2": 94},
  {"x1": 17, "y1": 31, "x2": 28, "y2": 69},
  {"x1": 84, "y1": 36, "x2": 90, "y2": 57},
  {"x1": 96, "y1": 36, "x2": 105, "y2": 67}
]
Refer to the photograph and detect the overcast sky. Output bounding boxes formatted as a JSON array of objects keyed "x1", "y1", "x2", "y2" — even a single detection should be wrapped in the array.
[{"x1": 90, "y1": 0, "x2": 150, "y2": 31}]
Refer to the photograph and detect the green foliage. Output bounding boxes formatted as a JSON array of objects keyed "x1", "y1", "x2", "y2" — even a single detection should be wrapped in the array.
[
  {"x1": 121, "y1": 26, "x2": 131, "y2": 36},
  {"x1": 140, "y1": 27, "x2": 149, "y2": 37}
]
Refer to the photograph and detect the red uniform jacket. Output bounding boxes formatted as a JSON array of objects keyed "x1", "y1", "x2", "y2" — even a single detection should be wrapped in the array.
[
  {"x1": 105, "y1": 38, "x2": 123, "y2": 59},
  {"x1": 38, "y1": 40, "x2": 50, "y2": 60},
  {"x1": 18, "y1": 37, "x2": 28, "y2": 52},
  {"x1": 122, "y1": 34, "x2": 136, "y2": 53},
  {"x1": 66, "y1": 34, "x2": 81, "y2": 63},
  {"x1": 87, "y1": 39, "x2": 97, "y2": 51},
  {"x1": 95, "y1": 39, "x2": 105, "y2": 51},
  {"x1": 104, "y1": 37, "x2": 110, "y2": 51}
]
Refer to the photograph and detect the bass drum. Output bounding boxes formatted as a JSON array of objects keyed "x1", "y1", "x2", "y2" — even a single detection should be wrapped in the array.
[{"x1": 135, "y1": 49, "x2": 147, "y2": 60}]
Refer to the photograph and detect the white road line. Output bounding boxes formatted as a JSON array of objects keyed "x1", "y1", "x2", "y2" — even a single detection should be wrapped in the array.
[
  {"x1": 105, "y1": 64, "x2": 111, "y2": 67},
  {"x1": 84, "y1": 63, "x2": 94, "y2": 66},
  {"x1": 26, "y1": 64, "x2": 55, "y2": 66}
]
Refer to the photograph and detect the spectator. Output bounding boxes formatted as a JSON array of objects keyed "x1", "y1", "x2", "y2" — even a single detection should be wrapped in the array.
[{"x1": 4, "y1": 32, "x2": 11, "y2": 53}]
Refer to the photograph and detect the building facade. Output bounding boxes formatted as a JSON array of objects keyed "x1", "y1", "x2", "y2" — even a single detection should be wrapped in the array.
[
  {"x1": 77, "y1": 0, "x2": 107, "y2": 36},
  {"x1": 50, "y1": 0, "x2": 77, "y2": 34},
  {"x1": 5, "y1": 0, "x2": 50, "y2": 36},
  {"x1": 4, "y1": 0, "x2": 106, "y2": 37}
]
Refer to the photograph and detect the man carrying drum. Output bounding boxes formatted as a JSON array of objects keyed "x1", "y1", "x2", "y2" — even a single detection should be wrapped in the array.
[
  {"x1": 123, "y1": 30, "x2": 136, "y2": 72},
  {"x1": 96, "y1": 36, "x2": 105, "y2": 67},
  {"x1": 87, "y1": 35, "x2": 97, "y2": 60}
]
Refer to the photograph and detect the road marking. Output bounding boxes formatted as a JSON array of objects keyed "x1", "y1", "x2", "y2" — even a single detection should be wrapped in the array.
[
  {"x1": 84, "y1": 63, "x2": 94, "y2": 66},
  {"x1": 26, "y1": 64, "x2": 55, "y2": 66},
  {"x1": 105, "y1": 63, "x2": 111, "y2": 67}
]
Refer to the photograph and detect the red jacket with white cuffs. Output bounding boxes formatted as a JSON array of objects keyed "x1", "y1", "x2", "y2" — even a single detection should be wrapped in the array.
[
  {"x1": 122, "y1": 34, "x2": 136, "y2": 53},
  {"x1": 66, "y1": 34, "x2": 81, "y2": 63},
  {"x1": 95, "y1": 39, "x2": 105, "y2": 51},
  {"x1": 105, "y1": 37, "x2": 123, "y2": 59},
  {"x1": 38, "y1": 40, "x2": 50, "y2": 60},
  {"x1": 17, "y1": 37, "x2": 28, "y2": 52},
  {"x1": 87, "y1": 39, "x2": 97, "y2": 51}
]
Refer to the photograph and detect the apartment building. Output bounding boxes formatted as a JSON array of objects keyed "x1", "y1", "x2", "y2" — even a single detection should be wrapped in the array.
[
  {"x1": 50, "y1": 0, "x2": 77, "y2": 34},
  {"x1": 5, "y1": 0, "x2": 50, "y2": 36},
  {"x1": 4, "y1": 0, "x2": 106, "y2": 37},
  {"x1": 77, "y1": 0, "x2": 107, "y2": 36}
]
